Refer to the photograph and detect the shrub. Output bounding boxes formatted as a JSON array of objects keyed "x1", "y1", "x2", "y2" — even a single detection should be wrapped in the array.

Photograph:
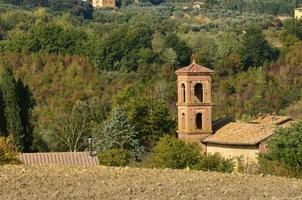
[
  {"x1": 0, "y1": 135, "x2": 20, "y2": 165},
  {"x1": 147, "y1": 136, "x2": 201, "y2": 169},
  {"x1": 98, "y1": 148, "x2": 130, "y2": 167},
  {"x1": 261, "y1": 122, "x2": 302, "y2": 176},
  {"x1": 193, "y1": 153, "x2": 234, "y2": 173},
  {"x1": 258, "y1": 155, "x2": 301, "y2": 178}
]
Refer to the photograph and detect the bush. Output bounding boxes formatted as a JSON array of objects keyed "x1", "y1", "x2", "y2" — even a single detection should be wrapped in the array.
[
  {"x1": 147, "y1": 136, "x2": 201, "y2": 169},
  {"x1": 0, "y1": 135, "x2": 20, "y2": 165},
  {"x1": 258, "y1": 155, "x2": 301, "y2": 178},
  {"x1": 261, "y1": 122, "x2": 302, "y2": 176},
  {"x1": 193, "y1": 153, "x2": 234, "y2": 173},
  {"x1": 98, "y1": 148, "x2": 130, "y2": 167}
]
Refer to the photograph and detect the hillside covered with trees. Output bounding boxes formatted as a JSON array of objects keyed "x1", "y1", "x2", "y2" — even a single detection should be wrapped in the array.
[{"x1": 0, "y1": 0, "x2": 302, "y2": 175}]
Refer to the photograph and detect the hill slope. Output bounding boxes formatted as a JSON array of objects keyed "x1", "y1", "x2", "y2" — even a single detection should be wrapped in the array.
[{"x1": 0, "y1": 165, "x2": 301, "y2": 199}]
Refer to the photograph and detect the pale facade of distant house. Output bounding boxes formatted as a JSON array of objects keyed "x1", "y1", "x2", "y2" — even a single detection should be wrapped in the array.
[
  {"x1": 92, "y1": 0, "x2": 115, "y2": 8},
  {"x1": 175, "y1": 62, "x2": 294, "y2": 162},
  {"x1": 295, "y1": 7, "x2": 302, "y2": 20}
]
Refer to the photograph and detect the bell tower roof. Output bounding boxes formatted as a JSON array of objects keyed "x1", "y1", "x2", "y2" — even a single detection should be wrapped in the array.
[{"x1": 175, "y1": 61, "x2": 214, "y2": 75}]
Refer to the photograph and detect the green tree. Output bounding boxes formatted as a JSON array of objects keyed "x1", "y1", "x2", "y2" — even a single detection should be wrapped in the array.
[
  {"x1": 263, "y1": 122, "x2": 302, "y2": 175},
  {"x1": 113, "y1": 83, "x2": 176, "y2": 148},
  {"x1": 0, "y1": 90, "x2": 7, "y2": 136},
  {"x1": 283, "y1": 19, "x2": 302, "y2": 40},
  {"x1": 98, "y1": 25, "x2": 153, "y2": 71},
  {"x1": 148, "y1": 136, "x2": 201, "y2": 169},
  {"x1": 93, "y1": 107, "x2": 142, "y2": 158},
  {"x1": 239, "y1": 26, "x2": 275, "y2": 69},
  {"x1": 164, "y1": 33, "x2": 192, "y2": 67},
  {"x1": 149, "y1": 100, "x2": 176, "y2": 145},
  {"x1": 0, "y1": 67, "x2": 24, "y2": 151},
  {"x1": 16, "y1": 79, "x2": 35, "y2": 152}
]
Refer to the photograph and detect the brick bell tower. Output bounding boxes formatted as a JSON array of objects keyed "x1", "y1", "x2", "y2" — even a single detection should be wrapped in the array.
[{"x1": 175, "y1": 61, "x2": 214, "y2": 143}]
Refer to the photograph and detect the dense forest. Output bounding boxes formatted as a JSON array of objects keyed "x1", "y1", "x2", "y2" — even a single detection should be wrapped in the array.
[{"x1": 0, "y1": 0, "x2": 302, "y2": 160}]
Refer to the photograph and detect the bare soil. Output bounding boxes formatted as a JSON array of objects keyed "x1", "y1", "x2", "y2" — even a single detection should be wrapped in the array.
[{"x1": 0, "y1": 165, "x2": 302, "y2": 200}]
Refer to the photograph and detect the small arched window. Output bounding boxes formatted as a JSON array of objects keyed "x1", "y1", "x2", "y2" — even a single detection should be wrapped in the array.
[
  {"x1": 181, "y1": 84, "x2": 186, "y2": 103},
  {"x1": 194, "y1": 83, "x2": 203, "y2": 102},
  {"x1": 196, "y1": 113, "x2": 202, "y2": 130},
  {"x1": 181, "y1": 113, "x2": 185, "y2": 130}
]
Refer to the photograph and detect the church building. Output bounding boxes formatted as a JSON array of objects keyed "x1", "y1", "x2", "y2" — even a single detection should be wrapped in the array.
[
  {"x1": 176, "y1": 61, "x2": 214, "y2": 143},
  {"x1": 176, "y1": 62, "x2": 293, "y2": 162}
]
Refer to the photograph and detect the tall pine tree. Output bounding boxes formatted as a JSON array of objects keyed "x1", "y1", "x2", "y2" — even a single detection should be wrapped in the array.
[{"x1": 0, "y1": 67, "x2": 24, "y2": 151}]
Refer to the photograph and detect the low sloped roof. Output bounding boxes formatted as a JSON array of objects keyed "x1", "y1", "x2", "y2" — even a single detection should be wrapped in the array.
[
  {"x1": 204, "y1": 116, "x2": 293, "y2": 146},
  {"x1": 19, "y1": 152, "x2": 99, "y2": 166},
  {"x1": 204, "y1": 122, "x2": 274, "y2": 145},
  {"x1": 249, "y1": 115, "x2": 292, "y2": 126},
  {"x1": 175, "y1": 61, "x2": 214, "y2": 74}
]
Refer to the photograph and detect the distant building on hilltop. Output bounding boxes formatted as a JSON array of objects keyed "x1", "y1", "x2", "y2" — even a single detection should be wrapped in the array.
[
  {"x1": 175, "y1": 62, "x2": 294, "y2": 163},
  {"x1": 92, "y1": 0, "x2": 115, "y2": 9},
  {"x1": 295, "y1": 7, "x2": 302, "y2": 20}
]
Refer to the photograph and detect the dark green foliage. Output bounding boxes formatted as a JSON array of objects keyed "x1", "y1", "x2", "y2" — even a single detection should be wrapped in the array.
[
  {"x1": 283, "y1": 19, "x2": 302, "y2": 40},
  {"x1": 0, "y1": 67, "x2": 23, "y2": 151},
  {"x1": 113, "y1": 83, "x2": 176, "y2": 148},
  {"x1": 258, "y1": 155, "x2": 301, "y2": 178},
  {"x1": 206, "y1": 0, "x2": 300, "y2": 15},
  {"x1": 261, "y1": 122, "x2": 302, "y2": 176},
  {"x1": 148, "y1": 136, "x2": 201, "y2": 169},
  {"x1": 0, "y1": 66, "x2": 35, "y2": 152},
  {"x1": 165, "y1": 33, "x2": 192, "y2": 67},
  {"x1": 0, "y1": 0, "x2": 92, "y2": 19},
  {"x1": 239, "y1": 26, "x2": 275, "y2": 69},
  {"x1": 31, "y1": 131, "x2": 49, "y2": 152},
  {"x1": 0, "y1": 90, "x2": 7, "y2": 136},
  {"x1": 98, "y1": 148, "x2": 130, "y2": 166},
  {"x1": 98, "y1": 25, "x2": 153, "y2": 71},
  {"x1": 193, "y1": 153, "x2": 235, "y2": 173},
  {"x1": 16, "y1": 79, "x2": 35, "y2": 152}
]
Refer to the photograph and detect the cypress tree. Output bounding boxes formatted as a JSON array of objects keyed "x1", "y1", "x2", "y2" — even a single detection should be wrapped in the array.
[
  {"x1": 16, "y1": 79, "x2": 35, "y2": 152},
  {"x1": 0, "y1": 90, "x2": 7, "y2": 136},
  {"x1": 0, "y1": 67, "x2": 24, "y2": 151}
]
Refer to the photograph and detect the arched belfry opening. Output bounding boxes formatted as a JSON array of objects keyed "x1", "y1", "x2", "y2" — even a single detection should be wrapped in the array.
[
  {"x1": 196, "y1": 113, "x2": 202, "y2": 130},
  {"x1": 181, "y1": 83, "x2": 186, "y2": 103},
  {"x1": 194, "y1": 83, "x2": 203, "y2": 102}
]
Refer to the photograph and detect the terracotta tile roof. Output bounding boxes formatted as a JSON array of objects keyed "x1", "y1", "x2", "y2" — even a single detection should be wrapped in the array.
[
  {"x1": 204, "y1": 116, "x2": 293, "y2": 145},
  {"x1": 18, "y1": 152, "x2": 99, "y2": 166},
  {"x1": 249, "y1": 115, "x2": 292, "y2": 125},
  {"x1": 176, "y1": 61, "x2": 214, "y2": 74}
]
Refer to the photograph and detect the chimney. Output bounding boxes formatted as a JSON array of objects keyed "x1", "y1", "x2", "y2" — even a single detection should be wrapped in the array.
[
  {"x1": 88, "y1": 136, "x2": 93, "y2": 157},
  {"x1": 257, "y1": 113, "x2": 263, "y2": 121},
  {"x1": 272, "y1": 112, "x2": 277, "y2": 122}
]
